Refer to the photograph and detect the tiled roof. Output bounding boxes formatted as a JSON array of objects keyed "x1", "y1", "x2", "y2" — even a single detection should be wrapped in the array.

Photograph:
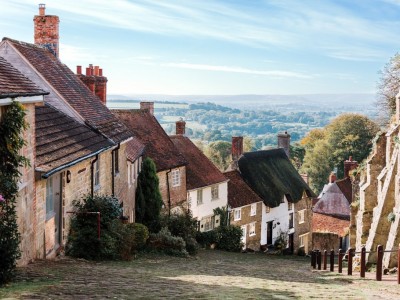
[
  {"x1": 313, "y1": 181, "x2": 351, "y2": 217},
  {"x1": 5, "y1": 38, "x2": 132, "y2": 143},
  {"x1": 112, "y1": 109, "x2": 187, "y2": 172},
  {"x1": 170, "y1": 135, "x2": 227, "y2": 190},
  {"x1": 126, "y1": 138, "x2": 145, "y2": 162},
  {"x1": 35, "y1": 103, "x2": 113, "y2": 175},
  {"x1": 312, "y1": 212, "x2": 350, "y2": 237},
  {"x1": 238, "y1": 148, "x2": 315, "y2": 208},
  {"x1": 0, "y1": 56, "x2": 48, "y2": 99},
  {"x1": 224, "y1": 170, "x2": 263, "y2": 208},
  {"x1": 335, "y1": 177, "x2": 352, "y2": 204}
]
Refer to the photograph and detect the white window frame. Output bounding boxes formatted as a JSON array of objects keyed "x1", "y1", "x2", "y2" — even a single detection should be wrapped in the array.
[
  {"x1": 298, "y1": 209, "x2": 306, "y2": 224},
  {"x1": 250, "y1": 203, "x2": 257, "y2": 216},
  {"x1": 211, "y1": 185, "x2": 219, "y2": 200},
  {"x1": 299, "y1": 233, "x2": 308, "y2": 247},
  {"x1": 288, "y1": 202, "x2": 293, "y2": 211},
  {"x1": 234, "y1": 208, "x2": 241, "y2": 221},
  {"x1": 171, "y1": 169, "x2": 180, "y2": 187},
  {"x1": 197, "y1": 189, "x2": 203, "y2": 205},
  {"x1": 94, "y1": 158, "x2": 100, "y2": 190},
  {"x1": 249, "y1": 222, "x2": 256, "y2": 236}
]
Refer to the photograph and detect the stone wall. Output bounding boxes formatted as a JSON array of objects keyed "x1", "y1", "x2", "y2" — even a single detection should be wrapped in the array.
[
  {"x1": 158, "y1": 166, "x2": 187, "y2": 210},
  {"x1": 294, "y1": 196, "x2": 313, "y2": 254},
  {"x1": 312, "y1": 232, "x2": 340, "y2": 252}
]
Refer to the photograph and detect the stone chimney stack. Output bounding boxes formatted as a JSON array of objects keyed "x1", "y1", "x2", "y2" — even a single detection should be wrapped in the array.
[
  {"x1": 34, "y1": 4, "x2": 60, "y2": 58},
  {"x1": 277, "y1": 131, "x2": 291, "y2": 158},
  {"x1": 232, "y1": 136, "x2": 244, "y2": 162},
  {"x1": 344, "y1": 156, "x2": 358, "y2": 178},
  {"x1": 140, "y1": 102, "x2": 154, "y2": 115},
  {"x1": 176, "y1": 118, "x2": 186, "y2": 135},
  {"x1": 329, "y1": 172, "x2": 337, "y2": 183},
  {"x1": 77, "y1": 64, "x2": 108, "y2": 105}
]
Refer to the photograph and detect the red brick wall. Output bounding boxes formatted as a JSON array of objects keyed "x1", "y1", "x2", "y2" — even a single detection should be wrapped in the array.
[{"x1": 34, "y1": 12, "x2": 59, "y2": 58}]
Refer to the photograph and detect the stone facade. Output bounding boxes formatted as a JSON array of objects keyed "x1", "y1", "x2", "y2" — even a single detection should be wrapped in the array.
[
  {"x1": 158, "y1": 166, "x2": 187, "y2": 211},
  {"x1": 230, "y1": 202, "x2": 263, "y2": 251},
  {"x1": 294, "y1": 195, "x2": 313, "y2": 254},
  {"x1": 351, "y1": 112, "x2": 400, "y2": 267}
]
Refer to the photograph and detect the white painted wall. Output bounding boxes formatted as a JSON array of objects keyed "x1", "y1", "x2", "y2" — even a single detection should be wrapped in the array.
[
  {"x1": 188, "y1": 181, "x2": 228, "y2": 220},
  {"x1": 261, "y1": 195, "x2": 295, "y2": 245}
]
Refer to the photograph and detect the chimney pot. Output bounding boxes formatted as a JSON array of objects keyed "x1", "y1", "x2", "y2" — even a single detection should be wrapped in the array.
[
  {"x1": 99, "y1": 69, "x2": 103, "y2": 76},
  {"x1": 94, "y1": 66, "x2": 99, "y2": 76},
  {"x1": 39, "y1": 3, "x2": 45, "y2": 16},
  {"x1": 344, "y1": 157, "x2": 358, "y2": 179},
  {"x1": 86, "y1": 67, "x2": 91, "y2": 76},
  {"x1": 277, "y1": 131, "x2": 291, "y2": 158},
  {"x1": 76, "y1": 65, "x2": 82, "y2": 75},
  {"x1": 140, "y1": 102, "x2": 154, "y2": 115}
]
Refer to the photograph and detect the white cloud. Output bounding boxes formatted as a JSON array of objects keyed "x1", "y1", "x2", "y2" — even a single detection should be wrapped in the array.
[{"x1": 162, "y1": 62, "x2": 313, "y2": 79}]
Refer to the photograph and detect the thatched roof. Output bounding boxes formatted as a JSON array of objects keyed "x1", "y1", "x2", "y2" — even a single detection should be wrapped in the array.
[{"x1": 238, "y1": 148, "x2": 314, "y2": 208}]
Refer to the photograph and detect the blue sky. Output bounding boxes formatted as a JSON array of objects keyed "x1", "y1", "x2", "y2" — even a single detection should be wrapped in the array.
[{"x1": 1, "y1": 0, "x2": 400, "y2": 95}]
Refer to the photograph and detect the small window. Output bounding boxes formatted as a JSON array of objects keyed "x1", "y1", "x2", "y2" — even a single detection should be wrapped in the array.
[
  {"x1": 298, "y1": 209, "x2": 306, "y2": 224},
  {"x1": 113, "y1": 149, "x2": 119, "y2": 174},
  {"x1": 299, "y1": 233, "x2": 308, "y2": 247},
  {"x1": 197, "y1": 189, "x2": 203, "y2": 205},
  {"x1": 94, "y1": 158, "x2": 100, "y2": 189},
  {"x1": 288, "y1": 202, "x2": 293, "y2": 211},
  {"x1": 46, "y1": 177, "x2": 54, "y2": 216},
  {"x1": 250, "y1": 203, "x2": 257, "y2": 216},
  {"x1": 265, "y1": 206, "x2": 270, "y2": 213},
  {"x1": 211, "y1": 185, "x2": 219, "y2": 200},
  {"x1": 171, "y1": 169, "x2": 180, "y2": 187},
  {"x1": 249, "y1": 222, "x2": 256, "y2": 236},
  {"x1": 289, "y1": 212, "x2": 294, "y2": 229},
  {"x1": 234, "y1": 208, "x2": 241, "y2": 221}
]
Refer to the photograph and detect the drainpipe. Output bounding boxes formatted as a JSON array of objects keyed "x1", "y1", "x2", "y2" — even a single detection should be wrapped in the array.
[
  {"x1": 90, "y1": 155, "x2": 98, "y2": 196},
  {"x1": 166, "y1": 169, "x2": 172, "y2": 217},
  {"x1": 111, "y1": 143, "x2": 120, "y2": 196}
]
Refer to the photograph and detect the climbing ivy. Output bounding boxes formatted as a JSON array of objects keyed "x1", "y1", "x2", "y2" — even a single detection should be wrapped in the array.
[{"x1": 0, "y1": 100, "x2": 28, "y2": 285}]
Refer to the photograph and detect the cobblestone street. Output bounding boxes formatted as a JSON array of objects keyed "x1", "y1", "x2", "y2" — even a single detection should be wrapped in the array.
[{"x1": 1, "y1": 250, "x2": 400, "y2": 299}]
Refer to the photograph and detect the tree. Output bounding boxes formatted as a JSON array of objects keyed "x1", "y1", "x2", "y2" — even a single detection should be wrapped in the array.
[
  {"x1": 377, "y1": 53, "x2": 400, "y2": 124},
  {"x1": 204, "y1": 141, "x2": 231, "y2": 171},
  {"x1": 135, "y1": 157, "x2": 163, "y2": 232},
  {"x1": 301, "y1": 113, "x2": 379, "y2": 193}
]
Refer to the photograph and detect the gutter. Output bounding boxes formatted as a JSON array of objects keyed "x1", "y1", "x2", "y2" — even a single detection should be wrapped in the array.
[
  {"x1": 166, "y1": 169, "x2": 172, "y2": 217},
  {"x1": 91, "y1": 155, "x2": 99, "y2": 197},
  {"x1": 39, "y1": 146, "x2": 113, "y2": 179},
  {"x1": 111, "y1": 143, "x2": 120, "y2": 196},
  {"x1": 0, "y1": 91, "x2": 49, "y2": 99}
]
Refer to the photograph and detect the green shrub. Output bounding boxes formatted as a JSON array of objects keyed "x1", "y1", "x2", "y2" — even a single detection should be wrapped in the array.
[
  {"x1": 147, "y1": 227, "x2": 188, "y2": 257},
  {"x1": 215, "y1": 226, "x2": 243, "y2": 252},
  {"x1": 66, "y1": 195, "x2": 122, "y2": 260},
  {"x1": 129, "y1": 223, "x2": 149, "y2": 251},
  {"x1": 196, "y1": 230, "x2": 217, "y2": 248},
  {"x1": 161, "y1": 212, "x2": 199, "y2": 255},
  {"x1": 112, "y1": 221, "x2": 136, "y2": 261}
]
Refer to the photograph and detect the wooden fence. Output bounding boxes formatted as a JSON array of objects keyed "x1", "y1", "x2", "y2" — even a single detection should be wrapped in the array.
[{"x1": 311, "y1": 244, "x2": 400, "y2": 283}]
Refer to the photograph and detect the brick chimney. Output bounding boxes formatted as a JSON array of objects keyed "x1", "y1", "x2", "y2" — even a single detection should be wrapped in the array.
[
  {"x1": 176, "y1": 118, "x2": 186, "y2": 135},
  {"x1": 329, "y1": 172, "x2": 337, "y2": 183},
  {"x1": 277, "y1": 131, "x2": 291, "y2": 158},
  {"x1": 344, "y1": 156, "x2": 358, "y2": 178},
  {"x1": 140, "y1": 102, "x2": 154, "y2": 115},
  {"x1": 77, "y1": 64, "x2": 108, "y2": 105},
  {"x1": 34, "y1": 4, "x2": 60, "y2": 58},
  {"x1": 232, "y1": 136, "x2": 244, "y2": 162}
]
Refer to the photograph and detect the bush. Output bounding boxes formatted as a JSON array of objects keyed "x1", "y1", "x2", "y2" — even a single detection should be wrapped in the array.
[
  {"x1": 112, "y1": 221, "x2": 136, "y2": 261},
  {"x1": 147, "y1": 227, "x2": 188, "y2": 257},
  {"x1": 66, "y1": 195, "x2": 122, "y2": 260},
  {"x1": 196, "y1": 225, "x2": 242, "y2": 252},
  {"x1": 215, "y1": 226, "x2": 243, "y2": 252},
  {"x1": 129, "y1": 223, "x2": 149, "y2": 251},
  {"x1": 161, "y1": 212, "x2": 199, "y2": 255}
]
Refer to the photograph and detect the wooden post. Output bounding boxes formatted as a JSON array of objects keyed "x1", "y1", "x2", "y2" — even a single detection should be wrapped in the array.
[
  {"x1": 338, "y1": 248, "x2": 343, "y2": 273},
  {"x1": 330, "y1": 249, "x2": 334, "y2": 272},
  {"x1": 312, "y1": 250, "x2": 316, "y2": 269},
  {"x1": 348, "y1": 248, "x2": 353, "y2": 276},
  {"x1": 360, "y1": 246, "x2": 366, "y2": 278},
  {"x1": 398, "y1": 244, "x2": 400, "y2": 284},
  {"x1": 323, "y1": 250, "x2": 327, "y2": 270},
  {"x1": 317, "y1": 250, "x2": 322, "y2": 270},
  {"x1": 376, "y1": 245, "x2": 383, "y2": 281}
]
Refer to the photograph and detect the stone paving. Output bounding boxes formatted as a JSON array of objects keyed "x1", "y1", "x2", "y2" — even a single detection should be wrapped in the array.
[{"x1": 1, "y1": 250, "x2": 400, "y2": 299}]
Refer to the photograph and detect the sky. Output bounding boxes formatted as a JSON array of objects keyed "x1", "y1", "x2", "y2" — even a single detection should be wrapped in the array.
[{"x1": 1, "y1": 0, "x2": 400, "y2": 95}]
